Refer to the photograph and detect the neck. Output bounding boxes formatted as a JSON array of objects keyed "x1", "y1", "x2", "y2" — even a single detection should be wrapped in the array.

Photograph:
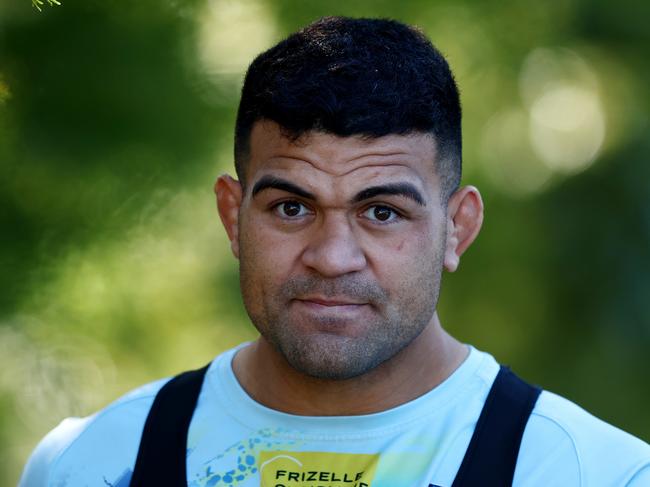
[{"x1": 232, "y1": 313, "x2": 468, "y2": 415}]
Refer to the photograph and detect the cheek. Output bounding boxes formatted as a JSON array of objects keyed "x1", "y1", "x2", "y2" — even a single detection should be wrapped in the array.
[
  {"x1": 379, "y1": 223, "x2": 441, "y2": 258},
  {"x1": 370, "y1": 226, "x2": 444, "y2": 283},
  {"x1": 239, "y1": 218, "x2": 303, "y2": 293}
]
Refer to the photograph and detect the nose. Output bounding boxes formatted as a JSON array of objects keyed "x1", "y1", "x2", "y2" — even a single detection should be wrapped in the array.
[{"x1": 301, "y1": 213, "x2": 367, "y2": 277}]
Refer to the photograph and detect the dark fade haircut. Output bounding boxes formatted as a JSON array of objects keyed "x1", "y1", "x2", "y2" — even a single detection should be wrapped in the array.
[{"x1": 234, "y1": 16, "x2": 462, "y2": 201}]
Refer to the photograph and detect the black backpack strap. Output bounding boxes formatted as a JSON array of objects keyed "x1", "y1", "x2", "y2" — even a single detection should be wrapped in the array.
[
  {"x1": 129, "y1": 363, "x2": 210, "y2": 487},
  {"x1": 451, "y1": 366, "x2": 541, "y2": 487}
]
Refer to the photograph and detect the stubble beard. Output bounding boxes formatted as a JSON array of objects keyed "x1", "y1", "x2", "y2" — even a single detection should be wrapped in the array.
[{"x1": 239, "y1": 254, "x2": 443, "y2": 381}]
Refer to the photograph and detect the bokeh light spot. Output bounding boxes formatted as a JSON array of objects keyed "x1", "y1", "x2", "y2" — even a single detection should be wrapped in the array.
[
  {"x1": 529, "y1": 84, "x2": 605, "y2": 173},
  {"x1": 480, "y1": 107, "x2": 553, "y2": 197},
  {"x1": 197, "y1": 0, "x2": 278, "y2": 78},
  {"x1": 520, "y1": 47, "x2": 606, "y2": 174}
]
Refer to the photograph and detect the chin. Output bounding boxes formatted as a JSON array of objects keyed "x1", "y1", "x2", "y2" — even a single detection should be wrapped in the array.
[{"x1": 274, "y1": 333, "x2": 392, "y2": 381}]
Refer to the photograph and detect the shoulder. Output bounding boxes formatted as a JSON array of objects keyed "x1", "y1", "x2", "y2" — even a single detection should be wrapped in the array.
[
  {"x1": 515, "y1": 389, "x2": 650, "y2": 486},
  {"x1": 19, "y1": 377, "x2": 170, "y2": 487}
]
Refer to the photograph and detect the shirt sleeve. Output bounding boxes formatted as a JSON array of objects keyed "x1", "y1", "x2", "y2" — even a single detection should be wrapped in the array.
[
  {"x1": 626, "y1": 464, "x2": 650, "y2": 486},
  {"x1": 18, "y1": 416, "x2": 93, "y2": 487}
]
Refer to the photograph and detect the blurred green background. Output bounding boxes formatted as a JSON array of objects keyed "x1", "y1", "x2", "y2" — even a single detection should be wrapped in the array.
[{"x1": 1, "y1": 0, "x2": 649, "y2": 483}]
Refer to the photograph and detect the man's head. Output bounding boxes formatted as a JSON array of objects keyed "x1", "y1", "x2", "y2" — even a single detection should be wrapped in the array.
[
  {"x1": 217, "y1": 17, "x2": 482, "y2": 381},
  {"x1": 234, "y1": 16, "x2": 462, "y2": 202}
]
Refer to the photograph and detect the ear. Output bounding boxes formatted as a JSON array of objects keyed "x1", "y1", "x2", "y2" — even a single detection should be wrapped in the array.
[
  {"x1": 215, "y1": 174, "x2": 243, "y2": 259},
  {"x1": 443, "y1": 186, "x2": 484, "y2": 272}
]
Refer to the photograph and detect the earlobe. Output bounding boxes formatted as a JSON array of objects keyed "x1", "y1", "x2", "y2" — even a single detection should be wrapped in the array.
[
  {"x1": 443, "y1": 186, "x2": 484, "y2": 272},
  {"x1": 215, "y1": 174, "x2": 243, "y2": 259}
]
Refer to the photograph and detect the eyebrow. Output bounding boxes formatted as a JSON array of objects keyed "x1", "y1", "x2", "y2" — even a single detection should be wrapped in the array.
[
  {"x1": 352, "y1": 183, "x2": 426, "y2": 206},
  {"x1": 251, "y1": 175, "x2": 426, "y2": 207},
  {"x1": 252, "y1": 175, "x2": 316, "y2": 200}
]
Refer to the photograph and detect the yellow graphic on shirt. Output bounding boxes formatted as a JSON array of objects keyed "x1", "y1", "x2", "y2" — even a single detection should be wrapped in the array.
[{"x1": 259, "y1": 450, "x2": 379, "y2": 487}]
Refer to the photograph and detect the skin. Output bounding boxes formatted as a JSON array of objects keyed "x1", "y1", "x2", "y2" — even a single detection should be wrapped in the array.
[{"x1": 216, "y1": 120, "x2": 483, "y2": 416}]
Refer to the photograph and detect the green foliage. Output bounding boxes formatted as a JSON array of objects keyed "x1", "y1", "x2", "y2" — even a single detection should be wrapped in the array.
[
  {"x1": 1, "y1": 0, "x2": 649, "y2": 484},
  {"x1": 0, "y1": 75, "x2": 10, "y2": 104},
  {"x1": 31, "y1": 0, "x2": 61, "y2": 12}
]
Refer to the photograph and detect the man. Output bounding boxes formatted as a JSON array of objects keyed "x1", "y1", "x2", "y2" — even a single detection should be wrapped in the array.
[{"x1": 21, "y1": 16, "x2": 650, "y2": 487}]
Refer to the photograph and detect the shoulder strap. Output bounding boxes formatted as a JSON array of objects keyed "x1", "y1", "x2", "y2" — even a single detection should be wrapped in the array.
[
  {"x1": 129, "y1": 363, "x2": 210, "y2": 487},
  {"x1": 451, "y1": 366, "x2": 541, "y2": 487},
  {"x1": 130, "y1": 363, "x2": 537, "y2": 487}
]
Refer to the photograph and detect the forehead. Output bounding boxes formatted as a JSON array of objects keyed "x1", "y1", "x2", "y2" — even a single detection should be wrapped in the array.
[{"x1": 245, "y1": 121, "x2": 440, "y2": 196}]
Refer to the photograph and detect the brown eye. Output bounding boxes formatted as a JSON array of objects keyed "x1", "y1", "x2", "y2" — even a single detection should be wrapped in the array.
[
  {"x1": 362, "y1": 205, "x2": 399, "y2": 223},
  {"x1": 275, "y1": 201, "x2": 308, "y2": 218},
  {"x1": 373, "y1": 207, "x2": 392, "y2": 221}
]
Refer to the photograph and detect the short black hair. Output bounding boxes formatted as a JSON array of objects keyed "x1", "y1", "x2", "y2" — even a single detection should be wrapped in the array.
[{"x1": 234, "y1": 16, "x2": 462, "y2": 200}]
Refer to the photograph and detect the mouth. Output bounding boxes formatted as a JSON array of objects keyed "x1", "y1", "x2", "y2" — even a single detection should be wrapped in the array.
[
  {"x1": 289, "y1": 297, "x2": 374, "y2": 336},
  {"x1": 294, "y1": 297, "x2": 368, "y2": 307},
  {"x1": 291, "y1": 298, "x2": 371, "y2": 326}
]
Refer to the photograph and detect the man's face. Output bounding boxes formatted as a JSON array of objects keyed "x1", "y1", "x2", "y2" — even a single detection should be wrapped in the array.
[{"x1": 231, "y1": 121, "x2": 450, "y2": 380}]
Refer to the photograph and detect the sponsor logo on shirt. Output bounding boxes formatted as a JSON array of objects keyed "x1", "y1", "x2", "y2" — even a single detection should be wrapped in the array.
[{"x1": 259, "y1": 451, "x2": 379, "y2": 486}]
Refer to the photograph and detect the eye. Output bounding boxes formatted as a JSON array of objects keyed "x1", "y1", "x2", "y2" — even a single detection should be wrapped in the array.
[
  {"x1": 273, "y1": 200, "x2": 310, "y2": 219},
  {"x1": 362, "y1": 205, "x2": 400, "y2": 223}
]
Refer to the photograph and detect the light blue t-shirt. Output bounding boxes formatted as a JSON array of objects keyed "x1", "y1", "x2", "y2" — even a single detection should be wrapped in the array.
[{"x1": 20, "y1": 346, "x2": 650, "y2": 486}]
